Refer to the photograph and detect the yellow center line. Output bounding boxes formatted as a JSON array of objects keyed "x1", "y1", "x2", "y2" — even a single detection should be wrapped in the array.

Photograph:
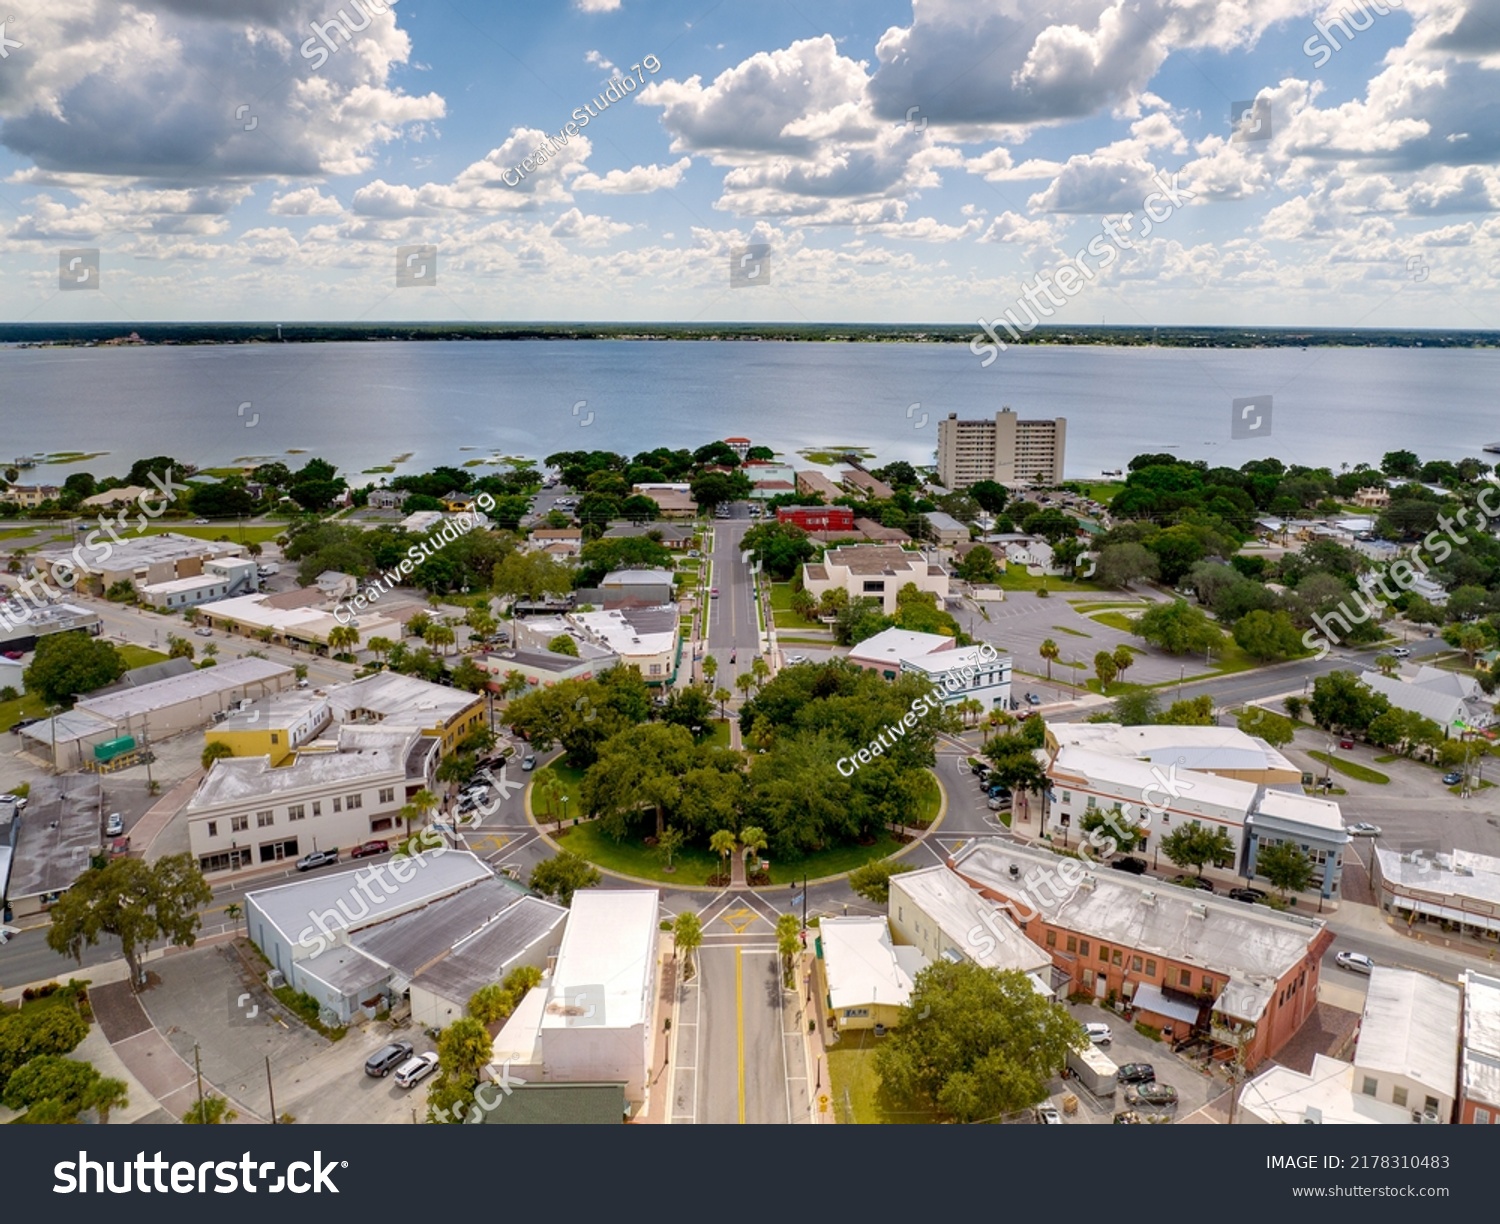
[{"x1": 735, "y1": 945, "x2": 746, "y2": 1125}]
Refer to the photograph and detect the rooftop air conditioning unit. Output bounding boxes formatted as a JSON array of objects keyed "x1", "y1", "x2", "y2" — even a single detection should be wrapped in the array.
[
  {"x1": 1190, "y1": 902, "x2": 1208, "y2": 919},
  {"x1": 1419, "y1": 1109, "x2": 1441, "y2": 1124},
  {"x1": 1140, "y1": 890, "x2": 1156, "y2": 906},
  {"x1": 1008, "y1": 864, "x2": 1020, "y2": 878},
  {"x1": 267, "y1": 970, "x2": 285, "y2": 989},
  {"x1": 1078, "y1": 874, "x2": 1096, "y2": 891}
]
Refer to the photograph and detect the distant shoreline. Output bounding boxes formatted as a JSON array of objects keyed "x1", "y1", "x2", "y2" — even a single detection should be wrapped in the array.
[{"x1": 5, "y1": 323, "x2": 1500, "y2": 349}]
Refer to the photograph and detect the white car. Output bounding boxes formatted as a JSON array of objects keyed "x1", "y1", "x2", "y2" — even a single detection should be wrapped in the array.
[
  {"x1": 1336, "y1": 950, "x2": 1375, "y2": 975},
  {"x1": 1085, "y1": 1022, "x2": 1113, "y2": 1046},
  {"x1": 105, "y1": 812, "x2": 124, "y2": 837},
  {"x1": 1346, "y1": 821, "x2": 1382, "y2": 837},
  {"x1": 1391, "y1": 647, "x2": 1411, "y2": 658},
  {"x1": 194, "y1": 627, "x2": 213, "y2": 637},
  {"x1": 1034, "y1": 1102, "x2": 1062, "y2": 1124},
  {"x1": 785, "y1": 654, "x2": 808, "y2": 664},
  {"x1": 392, "y1": 1052, "x2": 439, "y2": 1089}
]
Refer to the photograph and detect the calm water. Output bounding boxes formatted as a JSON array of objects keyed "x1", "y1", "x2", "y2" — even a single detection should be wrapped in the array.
[{"x1": 3, "y1": 341, "x2": 1496, "y2": 481}]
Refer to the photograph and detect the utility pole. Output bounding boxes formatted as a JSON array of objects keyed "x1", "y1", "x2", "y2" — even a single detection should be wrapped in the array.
[
  {"x1": 265, "y1": 1055, "x2": 276, "y2": 1123},
  {"x1": 194, "y1": 1043, "x2": 205, "y2": 1121}
]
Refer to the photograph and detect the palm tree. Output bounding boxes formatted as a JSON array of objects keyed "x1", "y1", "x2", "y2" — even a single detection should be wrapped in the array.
[
  {"x1": 709, "y1": 829, "x2": 737, "y2": 884},
  {"x1": 202, "y1": 642, "x2": 218, "y2": 659},
  {"x1": 539, "y1": 775, "x2": 565, "y2": 831},
  {"x1": 424, "y1": 622, "x2": 456, "y2": 657},
  {"x1": 735, "y1": 673, "x2": 754, "y2": 702},
  {"x1": 1375, "y1": 653, "x2": 1398, "y2": 676},
  {"x1": 1094, "y1": 650, "x2": 1118, "y2": 693},
  {"x1": 1039, "y1": 638, "x2": 1060, "y2": 682},
  {"x1": 327, "y1": 624, "x2": 360, "y2": 656},
  {"x1": 750, "y1": 657, "x2": 770, "y2": 692},
  {"x1": 367, "y1": 636, "x2": 394, "y2": 664},
  {"x1": 223, "y1": 902, "x2": 242, "y2": 937},
  {"x1": 1112, "y1": 644, "x2": 1134, "y2": 685},
  {"x1": 673, "y1": 910, "x2": 703, "y2": 978},
  {"x1": 703, "y1": 654, "x2": 718, "y2": 687},
  {"x1": 775, "y1": 912, "x2": 801, "y2": 986},
  {"x1": 739, "y1": 825, "x2": 768, "y2": 875},
  {"x1": 713, "y1": 687, "x2": 732, "y2": 719},
  {"x1": 83, "y1": 1077, "x2": 129, "y2": 1125}
]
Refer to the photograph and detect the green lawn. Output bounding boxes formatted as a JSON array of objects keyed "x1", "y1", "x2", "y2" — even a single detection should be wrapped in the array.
[
  {"x1": 0, "y1": 689, "x2": 47, "y2": 731},
  {"x1": 999, "y1": 570, "x2": 1106, "y2": 594},
  {"x1": 553, "y1": 817, "x2": 724, "y2": 886},
  {"x1": 1069, "y1": 601, "x2": 1149, "y2": 613},
  {"x1": 826, "y1": 1029, "x2": 943, "y2": 1124},
  {"x1": 116, "y1": 645, "x2": 169, "y2": 669},
  {"x1": 1307, "y1": 750, "x2": 1390, "y2": 785},
  {"x1": 1090, "y1": 611, "x2": 1138, "y2": 633},
  {"x1": 1050, "y1": 624, "x2": 1092, "y2": 638},
  {"x1": 770, "y1": 582, "x2": 822, "y2": 629},
  {"x1": 138, "y1": 523, "x2": 283, "y2": 544},
  {"x1": 1079, "y1": 482, "x2": 1125, "y2": 502}
]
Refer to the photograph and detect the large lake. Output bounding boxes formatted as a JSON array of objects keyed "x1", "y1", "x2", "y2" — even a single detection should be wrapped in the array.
[{"x1": 3, "y1": 341, "x2": 1495, "y2": 480}]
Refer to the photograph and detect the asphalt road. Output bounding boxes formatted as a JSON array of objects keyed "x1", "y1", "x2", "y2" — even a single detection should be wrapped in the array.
[{"x1": 705, "y1": 512, "x2": 757, "y2": 686}]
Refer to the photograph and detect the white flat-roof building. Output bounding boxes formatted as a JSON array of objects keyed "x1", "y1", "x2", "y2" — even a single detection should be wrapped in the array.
[
  {"x1": 1373, "y1": 846, "x2": 1500, "y2": 939},
  {"x1": 816, "y1": 915, "x2": 927, "y2": 1032},
  {"x1": 36, "y1": 532, "x2": 247, "y2": 594},
  {"x1": 186, "y1": 725, "x2": 437, "y2": 874},
  {"x1": 135, "y1": 557, "x2": 259, "y2": 611},
  {"x1": 901, "y1": 644, "x2": 1013, "y2": 712},
  {"x1": 847, "y1": 628, "x2": 955, "y2": 675},
  {"x1": 1459, "y1": 971, "x2": 1500, "y2": 1124},
  {"x1": 196, "y1": 590, "x2": 403, "y2": 655},
  {"x1": 325, "y1": 671, "x2": 486, "y2": 755},
  {"x1": 1046, "y1": 722, "x2": 1302, "y2": 785},
  {"x1": 889, "y1": 865, "x2": 1052, "y2": 992},
  {"x1": 569, "y1": 606, "x2": 680, "y2": 687},
  {"x1": 1354, "y1": 968, "x2": 1460, "y2": 1122},
  {"x1": 800, "y1": 544, "x2": 949, "y2": 616},
  {"x1": 489, "y1": 890, "x2": 661, "y2": 1108},
  {"x1": 1239, "y1": 1054, "x2": 1417, "y2": 1125}
]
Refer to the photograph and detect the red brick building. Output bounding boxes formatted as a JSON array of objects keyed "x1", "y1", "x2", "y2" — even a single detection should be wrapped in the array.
[{"x1": 777, "y1": 506, "x2": 855, "y2": 533}]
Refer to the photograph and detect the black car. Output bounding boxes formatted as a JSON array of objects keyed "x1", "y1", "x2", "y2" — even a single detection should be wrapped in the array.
[
  {"x1": 1124, "y1": 1082, "x2": 1179, "y2": 1108},
  {"x1": 1109, "y1": 857, "x2": 1148, "y2": 875},
  {"x1": 1173, "y1": 874, "x2": 1215, "y2": 893},
  {"x1": 970, "y1": 761, "x2": 990, "y2": 777},
  {"x1": 8, "y1": 717, "x2": 39, "y2": 735},
  {"x1": 1229, "y1": 887, "x2": 1268, "y2": 903},
  {"x1": 364, "y1": 1041, "x2": 414, "y2": 1078}
]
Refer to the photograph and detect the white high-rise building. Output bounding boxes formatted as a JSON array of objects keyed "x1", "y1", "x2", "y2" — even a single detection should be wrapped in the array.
[{"x1": 936, "y1": 407, "x2": 1067, "y2": 488}]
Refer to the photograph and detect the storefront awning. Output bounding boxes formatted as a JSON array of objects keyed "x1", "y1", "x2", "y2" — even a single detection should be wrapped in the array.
[
  {"x1": 1400, "y1": 899, "x2": 1500, "y2": 934},
  {"x1": 1131, "y1": 983, "x2": 1200, "y2": 1026}
]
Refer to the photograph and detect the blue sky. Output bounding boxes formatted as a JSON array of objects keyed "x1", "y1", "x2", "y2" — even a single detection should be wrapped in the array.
[{"x1": 0, "y1": 0, "x2": 1495, "y2": 326}]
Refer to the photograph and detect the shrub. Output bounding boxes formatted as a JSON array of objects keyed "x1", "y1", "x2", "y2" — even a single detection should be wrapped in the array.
[{"x1": 1134, "y1": 1021, "x2": 1163, "y2": 1042}]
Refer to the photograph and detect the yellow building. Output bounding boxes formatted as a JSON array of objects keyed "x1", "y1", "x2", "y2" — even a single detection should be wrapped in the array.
[
  {"x1": 323, "y1": 672, "x2": 485, "y2": 757},
  {"x1": 204, "y1": 692, "x2": 332, "y2": 767},
  {"x1": 815, "y1": 916, "x2": 924, "y2": 1033}
]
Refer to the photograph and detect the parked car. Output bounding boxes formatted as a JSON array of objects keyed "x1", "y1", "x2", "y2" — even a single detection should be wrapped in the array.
[
  {"x1": 393, "y1": 1052, "x2": 440, "y2": 1089},
  {"x1": 1116, "y1": 1062, "x2": 1155, "y2": 1084},
  {"x1": 1173, "y1": 874, "x2": 1215, "y2": 893},
  {"x1": 1338, "y1": 737, "x2": 1354, "y2": 750},
  {"x1": 1033, "y1": 1102, "x2": 1062, "y2": 1124},
  {"x1": 1346, "y1": 821, "x2": 1382, "y2": 837},
  {"x1": 104, "y1": 812, "x2": 124, "y2": 837},
  {"x1": 1124, "y1": 1082, "x2": 1178, "y2": 1108},
  {"x1": 1442, "y1": 771, "x2": 1464, "y2": 786},
  {"x1": 194, "y1": 627, "x2": 214, "y2": 637},
  {"x1": 351, "y1": 840, "x2": 389, "y2": 859},
  {"x1": 1085, "y1": 1022, "x2": 1112, "y2": 1046},
  {"x1": 785, "y1": 654, "x2": 808, "y2": 664},
  {"x1": 987, "y1": 796, "x2": 1009, "y2": 811},
  {"x1": 710, "y1": 588, "x2": 719, "y2": 598},
  {"x1": 0, "y1": 649, "x2": 22, "y2": 660},
  {"x1": 986, "y1": 783, "x2": 1011, "y2": 799},
  {"x1": 1228, "y1": 886, "x2": 1268, "y2": 903},
  {"x1": 9, "y1": 717, "x2": 39, "y2": 735},
  {"x1": 522, "y1": 755, "x2": 537, "y2": 771},
  {"x1": 110, "y1": 837, "x2": 131, "y2": 857},
  {"x1": 364, "y1": 1041, "x2": 415, "y2": 1078},
  {"x1": 1025, "y1": 692, "x2": 1042, "y2": 706},
  {"x1": 0, "y1": 793, "x2": 27, "y2": 811},
  {"x1": 295, "y1": 849, "x2": 339, "y2": 872},
  {"x1": 970, "y1": 761, "x2": 990, "y2": 777},
  {"x1": 1336, "y1": 950, "x2": 1375, "y2": 975},
  {"x1": 1109, "y1": 856, "x2": 1147, "y2": 875}
]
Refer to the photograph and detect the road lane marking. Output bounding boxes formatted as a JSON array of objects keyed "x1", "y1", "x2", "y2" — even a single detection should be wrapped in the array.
[{"x1": 736, "y1": 946, "x2": 746, "y2": 1125}]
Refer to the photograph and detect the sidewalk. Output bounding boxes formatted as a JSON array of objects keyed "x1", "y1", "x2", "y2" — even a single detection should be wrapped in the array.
[{"x1": 636, "y1": 933, "x2": 679, "y2": 1123}]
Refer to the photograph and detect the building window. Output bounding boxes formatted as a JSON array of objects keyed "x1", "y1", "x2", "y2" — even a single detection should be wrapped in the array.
[
  {"x1": 312, "y1": 801, "x2": 321, "y2": 816},
  {"x1": 379, "y1": 788, "x2": 395, "y2": 804},
  {"x1": 206, "y1": 821, "x2": 218, "y2": 838},
  {"x1": 230, "y1": 815, "x2": 248, "y2": 833},
  {"x1": 332, "y1": 797, "x2": 342, "y2": 812},
  {"x1": 1045, "y1": 930, "x2": 1056, "y2": 948},
  {"x1": 862, "y1": 580, "x2": 884, "y2": 593},
  {"x1": 1112, "y1": 949, "x2": 1122, "y2": 967},
  {"x1": 1099, "y1": 945, "x2": 1109, "y2": 963},
  {"x1": 346, "y1": 794, "x2": 362, "y2": 810},
  {"x1": 288, "y1": 805, "x2": 305, "y2": 821},
  {"x1": 1392, "y1": 1087, "x2": 1408, "y2": 1109},
  {"x1": 1060, "y1": 791, "x2": 1071, "y2": 804},
  {"x1": 271, "y1": 733, "x2": 279, "y2": 745},
  {"x1": 1145, "y1": 960, "x2": 1157, "y2": 977},
  {"x1": 1066, "y1": 936, "x2": 1077, "y2": 954},
  {"x1": 1425, "y1": 1096, "x2": 1440, "y2": 1114},
  {"x1": 1082, "y1": 970, "x2": 1094, "y2": 989},
  {"x1": 1078, "y1": 940, "x2": 1089, "y2": 957},
  {"x1": 1361, "y1": 1077, "x2": 1378, "y2": 1098},
  {"x1": 1179, "y1": 969, "x2": 1191, "y2": 987},
  {"x1": 1131, "y1": 956, "x2": 1142, "y2": 972},
  {"x1": 256, "y1": 810, "x2": 274, "y2": 828},
  {"x1": 1477, "y1": 1108, "x2": 1491, "y2": 1125},
  {"x1": 1202, "y1": 975, "x2": 1213, "y2": 992}
]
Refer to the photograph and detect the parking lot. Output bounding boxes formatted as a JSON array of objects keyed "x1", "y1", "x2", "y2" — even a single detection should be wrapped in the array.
[
  {"x1": 139, "y1": 944, "x2": 437, "y2": 1124},
  {"x1": 1031, "y1": 1001, "x2": 1231, "y2": 1124}
]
